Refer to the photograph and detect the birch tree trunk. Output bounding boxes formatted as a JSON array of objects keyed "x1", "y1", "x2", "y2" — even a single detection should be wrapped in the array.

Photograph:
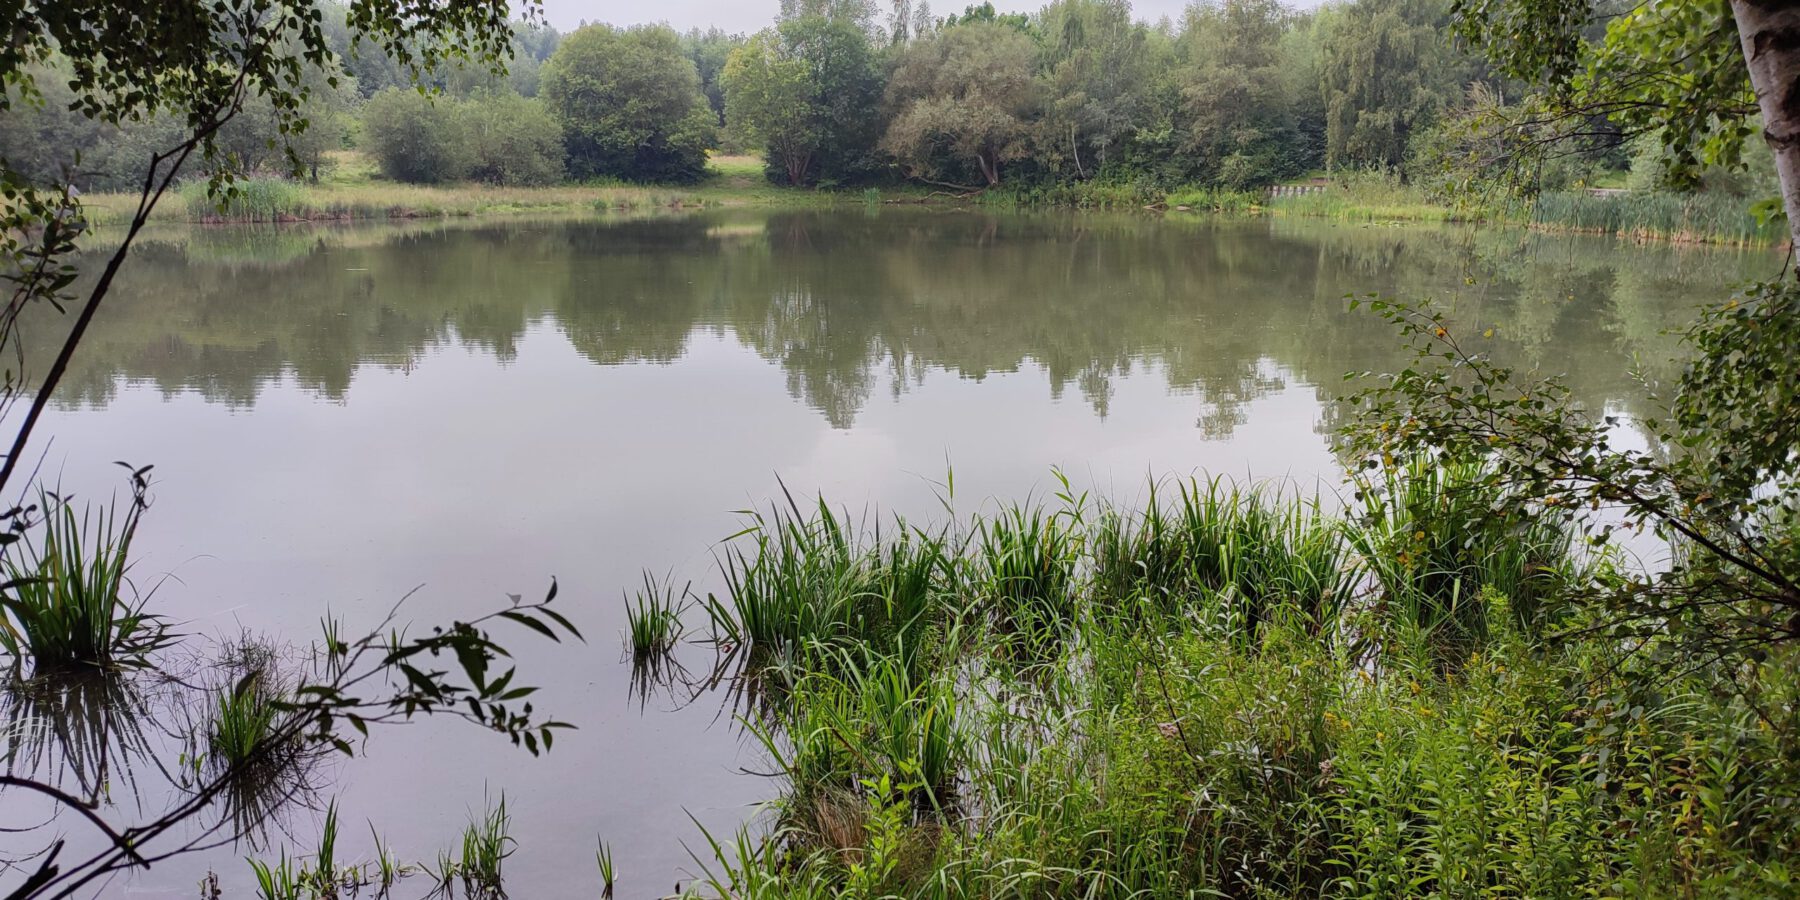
[{"x1": 1731, "y1": 0, "x2": 1800, "y2": 250}]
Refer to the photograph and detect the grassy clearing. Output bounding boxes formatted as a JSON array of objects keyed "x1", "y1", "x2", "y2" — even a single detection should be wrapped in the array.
[
  {"x1": 79, "y1": 151, "x2": 840, "y2": 226},
  {"x1": 674, "y1": 465, "x2": 1800, "y2": 898}
]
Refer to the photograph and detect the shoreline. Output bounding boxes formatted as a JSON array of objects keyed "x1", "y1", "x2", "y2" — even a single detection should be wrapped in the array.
[{"x1": 77, "y1": 176, "x2": 1786, "y2": 251}]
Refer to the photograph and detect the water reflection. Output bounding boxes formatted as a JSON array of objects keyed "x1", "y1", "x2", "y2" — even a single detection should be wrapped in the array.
[
  {"x1": 40, "y1": 210, "x2": 1775, "y2": 433},
  {"x1": 9, "y1": 209, "x2": 1778, "y2": 895},
  {"x1": 0, "y1": 637, "x2": 328, "y2": 879},
  {"x1": 1, "y1": 673, "x2": 170, "y2": 810}
]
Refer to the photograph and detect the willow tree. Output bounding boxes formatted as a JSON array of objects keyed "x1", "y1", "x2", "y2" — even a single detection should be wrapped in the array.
[
  {"x1": 724, "y1": 32, "x2": 819, "y2": 185},
  {"x1": 882, "y1": 21, "x2": 1042, "y2": 188},
  {"x1": 1320, "y1": 0, "x2": 1473, "y2": 170}
]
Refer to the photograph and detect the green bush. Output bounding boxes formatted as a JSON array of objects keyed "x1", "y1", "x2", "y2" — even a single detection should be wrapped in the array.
[
  {"x1": 463, "y1": 92, "x2": 565, "y2": 186},
  {"x1": 361, "y1": 88, "x2": 473, "y2": 184},
  {"x1": 540, "y1": 24, "x2": 714, "y2": 183}
]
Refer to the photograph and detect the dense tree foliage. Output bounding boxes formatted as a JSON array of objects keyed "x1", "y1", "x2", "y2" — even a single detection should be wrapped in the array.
[
  {"x1": 539, "y1": 24, "x2": 715, "y2": 182},
  {"x1": 7, "y1": 0, "x2": 1784, "y2": 195},
  {"x1": 361, "y1": 88, "x2": 563, "y2": 185},
  {"x1": 723, "y1": 32, "x2": 819, "y2": 184},
  {"x1": 884, "y1": 22, "x2": 1042, "y2": 186}
]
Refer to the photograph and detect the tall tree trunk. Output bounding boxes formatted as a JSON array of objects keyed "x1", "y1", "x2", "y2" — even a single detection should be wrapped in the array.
[
  {"x1": 1732, "y1": 0, "x2": 1800, "y2": 250},
  {"x1": 976, "y1": 153, "x2": 999, "y2": 186}
]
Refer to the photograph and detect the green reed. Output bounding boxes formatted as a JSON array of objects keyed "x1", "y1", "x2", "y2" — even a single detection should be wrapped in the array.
[
  {"x1": 1526, "y1": 190, "x2": 1783, "y2": 246},
  {"x1": 673, "y1": 465, "x2": 1800, "y2": 899},
  {"x1": 595, "y1": 838, "x2": 615, "y2": 898},
  {"x1": 456, "y1": 794, "x2": 513, "y2": 898},
  {"x1": 1349, "y1": 455, "x2": 1579, "y2": 662},
  {"x1": 247, "y1": 849, "x2": 304, "y2": 900},
  {"x1": 182, "y1": 177, "x2": 314, "y2": 223},
  {"x1": 705, "y1": 496, "x2": 951, "y2": 682},
  {"x1": 0, "y1": 492, "x2": 171, "y2": 676},
  {"x1": 1091, "y1": 477, "x2": 1360, "y2": 644},
  {"x1": 625, "y1": 572, "x2": 686, "y2": 660},
  {"x1": 971, "y1": 504, "x2": 1080, "y2": 660},
  {"x1": 208, "y1": 672, "x2": 282, "y2": 771}
]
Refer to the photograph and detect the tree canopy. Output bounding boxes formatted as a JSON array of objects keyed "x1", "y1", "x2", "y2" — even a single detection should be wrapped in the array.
[{"x1": 539, "y1": 24, "x2": 715, "y2": 182}]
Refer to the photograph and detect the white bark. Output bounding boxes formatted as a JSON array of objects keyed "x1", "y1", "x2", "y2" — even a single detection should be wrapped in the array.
[{"x1": 1731, "y1": 0, "x2": 1800, "y2": 249}]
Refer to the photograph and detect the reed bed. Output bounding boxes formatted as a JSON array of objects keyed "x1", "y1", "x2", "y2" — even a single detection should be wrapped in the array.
[
  {"x1": 1523, "y1": 190, "x2": 1785, "y2": 246},
  {"x1": 677, "y1": 466, "x2": 1800, "y2": 898}
]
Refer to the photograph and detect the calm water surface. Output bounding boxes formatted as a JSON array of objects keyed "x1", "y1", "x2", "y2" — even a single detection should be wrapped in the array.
[{"x1": 5, "y1": 209, "x2": 1779, "y2": 897}]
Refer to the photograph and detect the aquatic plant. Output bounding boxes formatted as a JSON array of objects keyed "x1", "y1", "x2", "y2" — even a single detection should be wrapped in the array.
[
  {"x1": 0, "y1": 486, "x2": 171, "y2": 676},
  {"x1": 624, "y1": 572, "x2": 686, "y2": 660},
  {"x1": 247, "y1": 849, "x2": 305, "y2": 900},
  {"x1": 1348, "y1": 455, "x2": 1578, "y2": 662},
  {"x1": 456, "y1": 794, "x2": 513, "y2": 899},
  {"x1": 208, "y1": 672, "x2": 284, "y2": 771},
  {"x1": 971, "y1": 503, "x2": 1080, "y2": 660},
  {"x1": 1090, "y1": 477, "x2": 1359, "y2": 644},
  {"x1": 371, "y1": 823, "x2": 404, "y2": 893},
  {"x1": 704, "y1": 495, "x2": 951, "y2": 682},
  {"x1": 595, "y1": 838, "x2": 614, "y2": 898}
]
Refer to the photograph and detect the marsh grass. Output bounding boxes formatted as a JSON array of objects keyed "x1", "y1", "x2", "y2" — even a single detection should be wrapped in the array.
[
  {"x1": 704, "y1": 495, "x2": 952, "y2": 687},
  {"x1": 673, "y1": 467, "x2": 1799, "y2": 898},
  {"x1": 449, "y1": 794, "x2": 513, "y2": 899},
  {"x1": 247, "y1": 849, "x2": 305, "y2": 900},
  {"x1": 1091, "y1": 478, "x2": 1360, "y2": 644},
  {"x1": 371, "y1": 823, "x2": 404, "y2": 894},
  {"x1": 971, "y1": 504, "x2": 1080, "y2": 661},
  {"x1": 1526, "y1": 190, "x2": 1783, "y2": 246},
  {"x1": 0, "y1": 490, "x2": 172, "y2": 676},
  {"x1": 595, "y1": 838, "x2": 614, "y2": 898},
  {"x1": 625, "y1": 572, "x2": 687, "y2": 660},
  {"x1": 208, "y1": 673, "x2": 282, "y2": 770},
  {"x1": 1349, "y1": 456, "x2": 1580, "y2": 663}
]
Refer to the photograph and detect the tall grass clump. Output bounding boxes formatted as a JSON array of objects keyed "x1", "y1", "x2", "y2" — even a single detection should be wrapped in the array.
[
  {"x1": 455, "y1": 794, "x2": 514, "y2": 898},
  {"x1": 208, "y1": 674, "x2": 282, "y2": 771},
  {"x1": 0, "y1": 490, "x2": 170, "y2": 676},
  {"x1": 705, "y1": 495, "x2": 951, "y2": 683},
  {"x1": 181, "y1": 177, "x2": 314, "y2": 223},
  {"x1": 673, "y1": 466, "x2": 1800, "y2": 898},
  {"x1": 1527, "y1": 190, "x2": 1784, "y2": 245},
  {"x1": 1349, "y1": 455, "x2": 1579, "y2": 663},
  {"x1": 624, "y1": 572, "x2": 685, "y2": 660},
  {"x1": 247, "y1": 849, "x2": 305, "y2": 900},
  {"x1": 971, "y1": 504, "x2": 1080, "y2": 660},
  {"x1": 1091, "y1": 478, "x2": 1360, "y2": 643},
  {"x1": 748, "y1": 647, "x2": 963, "y2": 871}
]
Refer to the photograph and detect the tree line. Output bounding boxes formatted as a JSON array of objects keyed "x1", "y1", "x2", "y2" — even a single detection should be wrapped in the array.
[{"x1": 2, "y1": 0, "x2": 1752, "y2": 197}]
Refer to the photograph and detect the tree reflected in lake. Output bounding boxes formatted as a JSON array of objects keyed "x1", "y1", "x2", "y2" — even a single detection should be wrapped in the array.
[{"x1": 36, "y1": 210, "x2": 1776, "y2": 435}]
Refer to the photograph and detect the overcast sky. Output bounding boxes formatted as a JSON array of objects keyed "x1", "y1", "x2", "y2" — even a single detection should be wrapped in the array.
[{"x1": 531, "y1": 0, "x2": 1322, "y2": 34}]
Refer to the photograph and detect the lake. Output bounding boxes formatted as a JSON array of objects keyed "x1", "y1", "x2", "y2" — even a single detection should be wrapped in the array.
[{"x1": 7, "y1": 208, "x2": 1780, "y2": 897}]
